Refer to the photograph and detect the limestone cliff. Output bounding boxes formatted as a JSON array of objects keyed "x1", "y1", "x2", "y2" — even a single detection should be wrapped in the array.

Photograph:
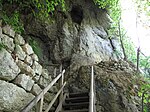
[{"x1": 0, "y1": 0, "x2": 143, "y2": 112}]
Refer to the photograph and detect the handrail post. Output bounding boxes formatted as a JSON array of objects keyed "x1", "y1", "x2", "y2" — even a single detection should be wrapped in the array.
[
  {"x1": 59, "y1": 64, "x2": 63, "y2": 110},
  {"x1": 36, "y1": 94, "x2": 44, "y2": 112},
  {"x1": 89, "y1": 66, "x2": 95, "y2": 112}
]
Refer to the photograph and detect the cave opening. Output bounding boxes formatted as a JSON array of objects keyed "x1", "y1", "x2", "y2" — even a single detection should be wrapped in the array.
[{"x1": 71, "y1": 5, "x2": 83, "y2": 25}]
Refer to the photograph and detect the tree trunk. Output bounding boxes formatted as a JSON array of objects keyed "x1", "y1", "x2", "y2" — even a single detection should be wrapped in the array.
[
  {"x1": 118, "y1": 21, "x2": 127, "y2": 60},
  {"x1": 137, "y1": 47, "x2": 140, "y2": 72}
]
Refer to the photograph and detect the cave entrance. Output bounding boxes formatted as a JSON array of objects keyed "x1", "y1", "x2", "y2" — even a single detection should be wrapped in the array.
[{"x1": 71, "y1": 5, "x2": 83, "y2": 25}]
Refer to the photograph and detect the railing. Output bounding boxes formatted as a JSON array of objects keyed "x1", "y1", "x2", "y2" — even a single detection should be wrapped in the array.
[
  {"x1": 21, "y1": 65, "x2": 66, "y2": 112},
  {"x1": 89, "y1": 66, "x2": 96, "y2": 112}
]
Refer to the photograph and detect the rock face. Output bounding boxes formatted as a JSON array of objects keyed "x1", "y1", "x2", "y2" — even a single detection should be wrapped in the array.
[
  {"x1": 0, "y1": 80, "x2": 34, "y2": 112},
  {"x1": 67, "y1": 61, "x2": 140, "y2": 112},
  {"x1": 25, "y1": 0, "x2": 122, "y2": 68},
  {"x1": 94, "y1": 61, "x2": 139, "y2": 112}
]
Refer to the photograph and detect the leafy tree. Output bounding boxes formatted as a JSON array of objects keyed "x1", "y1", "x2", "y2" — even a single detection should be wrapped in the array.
[
  {"x1": 94, "y1": 0, "x2": 119, "y2": 9},
  {"x1": 138, "y1": 82, "x2": 150, "y2": 112},
  {"x1": 2, "y1": 11, "x2": 24, "y2": 34}
]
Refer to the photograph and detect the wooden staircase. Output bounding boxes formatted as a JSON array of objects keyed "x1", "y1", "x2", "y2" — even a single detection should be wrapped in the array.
[
  {"x1": 61, "y1": 92, "x2": 89, "y2": 112},
  {"x1": 21, "y1": 65, "x2": 96, "y2": 112}
]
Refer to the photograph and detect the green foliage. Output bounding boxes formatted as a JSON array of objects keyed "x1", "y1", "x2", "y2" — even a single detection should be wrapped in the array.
[
  {"x1": 94, "y1": 0, "x2": 119, "y2": 9},
  {"x1": 0, "y1": 0, "x2": 66, "y2": 33},
  {"x1": 123, "y1": 36, "x2": 136, "y2": 63},
  {"x1": 28, "y1": 38, "x2": 42, "y2": 59},
  {"x1": 32, "y1": 0, "x2": 66, "y2": 18},
  {"x1": 2, "y1": 11, "x2": 24, "y2": 34},
  {"x1": 134, "y1": 0, "x2": 150, "y2": 16},
  {"x1": 138, "y1": 80, "x2": 150, "y2": 112},
  {"x1": 0, "y1": 0, "x2": 66, "y2": 17},
  {"x1": 140, "y1": 55, "x2": 150, "y2": 68}
]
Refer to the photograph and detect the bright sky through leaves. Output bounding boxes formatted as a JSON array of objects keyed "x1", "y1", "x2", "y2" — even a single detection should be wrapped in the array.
[{"x1": 121, "y1": 0, "x2": 150, "y2": 56}]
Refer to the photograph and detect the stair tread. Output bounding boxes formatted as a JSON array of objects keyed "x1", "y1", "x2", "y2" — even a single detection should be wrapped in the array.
[
  {"x1": 65, "y1": 96, "x2": 89, "y2": 103},
  {"x1": 66, "y1": 96, "x2": 89, "y2": 100},
  {"x1": 63, "y1": 102, "x2": 89, "y2": 106},
  {"x1": 61, "y1": 109, "x2": 89, "y2": 112},
  {"x1": 69, "y1": 92, "x2": 89, "y2": 98}
]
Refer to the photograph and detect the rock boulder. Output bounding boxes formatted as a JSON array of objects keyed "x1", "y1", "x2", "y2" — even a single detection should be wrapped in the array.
[
  {"x1": 2, "y1": 25, "x2": 15, "y2": 38},
  {"x1": 0, "y1": 80, "x2": 34, "y2": 111},
  {"x1": 1, "y1": 34, "x2": 15, "y2": 51},
  {"x1": 0, "y1": 48, "x2": 20, "y2": 81},
  {"x1": 14, "y1": 34, "x2": 25, "y2": 45},
  {"x1": 14, "y1": 74, "x2": 34, "y2": 91}
]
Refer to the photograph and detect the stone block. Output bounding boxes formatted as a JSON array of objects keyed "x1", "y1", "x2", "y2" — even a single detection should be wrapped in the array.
[
  {"x1": 17, "y1": 60, "x2": 35, "y2": 77},
  {"x1": 15, "y1": 45, "x2": 26, "y2": 60},
  {"x1": 44, "y1": 92, "x2": 54, "y2": 102},
  {"x1": 14, "y1": 74, "x2": 34, "y2": 91},
  {"x1": 1, "y1": 34, "x2": 15, "y2": 51},
  {"x1": 33, "y1": 74, "x2": 40, "y2": 82},
  {"x1": 31, "y1": 84, "x2": 42, "y2": 95},
  {"x1": 49, "y1": 86, "x2": 58, "y2": 93},
  {"x1": 24, "y1": 55, "x2": 33, "y2": 66},
  {"x1": 0, "y1": 48, "x2": 20, "y2": 81},
  {"x1": 2, "y1": 25, "x2": 15, "y2": 38},
  {"x1": 22, "y1": 43, "x2": 34, "y2": 55},
  {"x1": 0, "y1": 80, "x2": 34, "y2": 111},
  {"x1": 38, "y1": 76, "x2": 51, "y2": 87},
  {"x1": 30, "y1": 53, "x2": 39, "y2": 61},
  {"x1": 41, "y1": 69, "x2": 51, "y2": 80},
  {"x1": 32, "y1": 61, "x2": 42, "y2": 75},
  {"x1": 14, "y1": 34, "x2": 25, "y2": 45}
]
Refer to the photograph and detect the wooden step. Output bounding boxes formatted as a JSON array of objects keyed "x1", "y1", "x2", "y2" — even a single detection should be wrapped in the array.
[
  {"x1": 69, "y1": 92, "x2": 89, "y2": 98},
  {"x1": 61, "y1": 109, "x2": 89, "y2": 112},
  {"x1": 65, "y1": 96, "x2": 89, "y2": 103},
  {"x1": 63, "y1": 102, "x2": 89, "y2": 110}
]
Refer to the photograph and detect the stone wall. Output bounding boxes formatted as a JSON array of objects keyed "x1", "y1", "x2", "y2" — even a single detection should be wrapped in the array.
[{"x1": 0, "y1": 25, "x2": 57, "y2": 111}]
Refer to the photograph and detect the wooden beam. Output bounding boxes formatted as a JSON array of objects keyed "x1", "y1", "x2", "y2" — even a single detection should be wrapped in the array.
[
  {"x1": 36, "y1": 95, "x2": 44, "y2": 112},
  {"x1": 45, "y1": 82, "x2": 66, "y2": 112},
  {"x1": 55, "y1": 93, "x2": 67, "y2": 112}
]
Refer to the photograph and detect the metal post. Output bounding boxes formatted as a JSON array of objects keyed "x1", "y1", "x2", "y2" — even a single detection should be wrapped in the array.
[
  {"x1": 59, "y1": 64, "x2": 63, "y2": 110},
  {"x1": 89, "y1": 66, "x2": 94, "y2": 112},
  {"x1": 36, "y1": 94, "x2": 43, "y2": 112}
]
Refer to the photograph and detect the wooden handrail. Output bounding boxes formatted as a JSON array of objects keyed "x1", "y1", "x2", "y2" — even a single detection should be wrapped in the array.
[
  {"x1": 45, "y1": 82, "x2": 66, "y2": 112},
  {"x1": 89, "y1": 66, "x2": 96, "y2": 112},
  {"x1": 55, "y1": 93, "x2": 68, "y2": 112},
  {"x1": 21, "y1": 65, "x2": 66, "y2": 112}
]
